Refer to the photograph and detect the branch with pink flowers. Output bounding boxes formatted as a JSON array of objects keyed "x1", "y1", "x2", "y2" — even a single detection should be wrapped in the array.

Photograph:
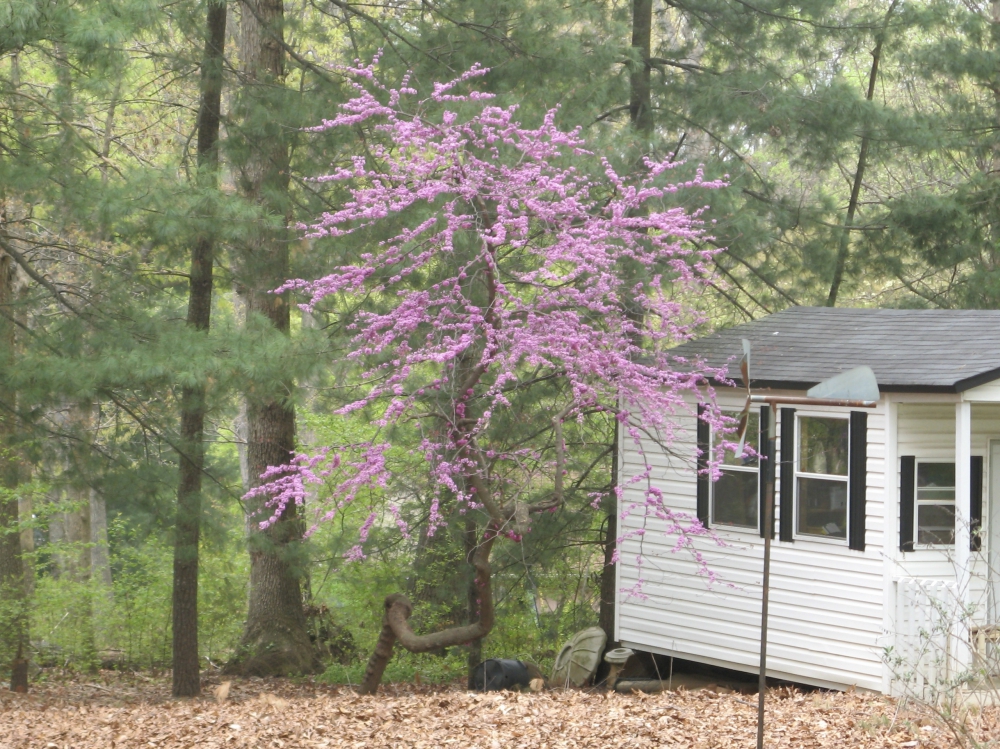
[{"x1": 247, "y1": 56, "x2": 740, "y2": 692}]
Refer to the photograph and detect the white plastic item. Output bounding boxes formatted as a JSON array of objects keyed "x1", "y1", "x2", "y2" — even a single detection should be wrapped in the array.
[{"x1": 603, "y1": 647, "x2": 634, "y2": 666}]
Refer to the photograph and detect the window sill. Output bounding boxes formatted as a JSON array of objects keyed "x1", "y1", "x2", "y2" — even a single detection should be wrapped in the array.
[
  {"x1": 710, "y1": 523, "x2": 762, "y2": 537},
  {"x1": 791, "y1": 532, "x2": 850, "y2": 547}
]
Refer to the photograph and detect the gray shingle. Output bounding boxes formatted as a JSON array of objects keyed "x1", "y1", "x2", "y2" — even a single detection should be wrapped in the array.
[{"x1": 671, "y1": 307, "x2": 1000, "y2": 392}]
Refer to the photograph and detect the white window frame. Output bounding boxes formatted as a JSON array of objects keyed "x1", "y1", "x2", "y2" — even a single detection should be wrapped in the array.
[
  {"x1": 914, "y1": 459, "x2": 956, "y2": 548},
  {"x1": 710, "y1": 413, "x2": 760, "y2": 534},
  {"x1": 793, "y1": 412, "x2": 850, "y2": 544}
]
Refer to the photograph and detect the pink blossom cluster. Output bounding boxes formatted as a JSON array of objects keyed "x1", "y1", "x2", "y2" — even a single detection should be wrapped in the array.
[{"x1": 253, "y1": 61, "x2": 738, "y2": 581}]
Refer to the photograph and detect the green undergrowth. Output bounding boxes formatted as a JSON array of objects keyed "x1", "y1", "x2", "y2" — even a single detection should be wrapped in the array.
[{"x1": 29, "y1": 517, "x2": 248, "y2": 671}]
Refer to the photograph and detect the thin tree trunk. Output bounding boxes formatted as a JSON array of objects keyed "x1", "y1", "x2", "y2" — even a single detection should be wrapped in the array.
[
  {"x1": 47, "y1": 499, "x2": 65, "y2": 579},
  {"x1": 225, "y1": 0, "x2": 317, "y2": 677},
  {"x1": 598, "y1": 0, "x2": 656, "y2": 655},
  {"x1": 598, "y1": 419, "x2": 619, "y2": 649},
  {"x1": 63, "y1": 403, "x2": 96, "y2": 669},
  {"x1": 13, "y1": 271, "x2": 33, "y2": 600},
  {"x1": 172, "y1": 0, "x2": 226, "y2": 699},
  {"x1": 465, "y1": 515, "x2": 483, "y2": 678},
  {"x1": 993, "y1": 0, "x2": 1000, "y2": 178},
  {"x1": 89, "y1": 487, "x2": 112, "y2": 592},
  {"x1": 18, "y1": 493, "x2": 33, "y2": 598},
  {"x1": 826, "y1": 1, "x2": 898, "y2": 307},
  {"x1": 629, "y1": 0, "x2": 654, "y2": 140},
  {"x1": 0, "y1": 249, "x2": 28, "y2": 691}
]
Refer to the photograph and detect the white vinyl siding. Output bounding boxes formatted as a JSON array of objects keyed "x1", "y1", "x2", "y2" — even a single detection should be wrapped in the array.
[
  {"x1": 892, "y1": 402, "x2": 997, "y2": 623},
  {"x1": 616, "y1": 389, "x2": 887, "y2": 692}
]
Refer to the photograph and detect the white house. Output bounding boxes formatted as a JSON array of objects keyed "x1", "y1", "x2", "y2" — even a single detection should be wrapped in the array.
[{"x1": 615, "y1": 307, "x2": 1000, "y2": 694}]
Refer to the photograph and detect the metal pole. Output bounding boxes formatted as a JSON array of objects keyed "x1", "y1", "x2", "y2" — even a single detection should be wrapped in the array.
[{"x1": 756, "y1": 402, "x2": 777, "y2": 749}]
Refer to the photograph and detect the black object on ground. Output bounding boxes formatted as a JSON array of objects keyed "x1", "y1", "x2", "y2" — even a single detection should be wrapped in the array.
[{"x1": 469, "y1": 659, "x2": 533, "y2": 691}]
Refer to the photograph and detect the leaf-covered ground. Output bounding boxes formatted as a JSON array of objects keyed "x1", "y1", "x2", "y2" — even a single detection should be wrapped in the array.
[{"x1": 1, "y1": 672, "x2": 997, "y2": 748}]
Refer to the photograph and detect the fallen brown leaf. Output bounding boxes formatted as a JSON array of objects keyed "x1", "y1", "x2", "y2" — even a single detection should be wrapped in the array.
[{"x1": 0, "y1": 670, "x2": 997, "y2": 749}]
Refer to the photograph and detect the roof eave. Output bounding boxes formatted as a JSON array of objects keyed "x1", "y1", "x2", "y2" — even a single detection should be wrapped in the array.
[
  {"x1": 708, "y1": 377, "x2": 960, "y2": 395},
  {"x1": 955, "y1": 366, "x2": 1000, "y2": 393}
]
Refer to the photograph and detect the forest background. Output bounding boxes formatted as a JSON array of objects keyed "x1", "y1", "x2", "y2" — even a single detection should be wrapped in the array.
[{"x1": 2, "y1": 0, "x2": 999, "y2": 697}]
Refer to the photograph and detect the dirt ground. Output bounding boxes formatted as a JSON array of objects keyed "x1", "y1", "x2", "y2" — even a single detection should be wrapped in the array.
[{"x1": 1, "y1": 671, "x2": 997, "y2": 748}]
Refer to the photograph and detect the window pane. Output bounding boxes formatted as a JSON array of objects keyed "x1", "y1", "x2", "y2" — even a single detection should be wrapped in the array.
[
  {"x1": 916, "y1": 489, "x2": 955, "y2": 501},
  {"x1": 797, "y1": 476, "x2": 848, "y2": 538},
  {"x1": 917, "y1": 504, "x2": 956, "y2": 545},
  {"x1": 799, "y1": 417, "x2": 849, "y2": 476},
  {"x1": 714, "y1": 468, "x2": 758, "y2": 528},
  {"x1": 722, "y1": 411, "x2": 758, "y2": 467},
  {"x1": 917, "y1": 463, "x2": 955, "y2": 489}
]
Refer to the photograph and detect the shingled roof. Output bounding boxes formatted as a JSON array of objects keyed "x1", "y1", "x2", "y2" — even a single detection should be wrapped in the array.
[{"x1": 672, "y1": 307, "x2": 1000, "y2": 393}]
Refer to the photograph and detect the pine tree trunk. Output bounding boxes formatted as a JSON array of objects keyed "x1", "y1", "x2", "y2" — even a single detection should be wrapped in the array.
[
  {"x1": 18, "y1": 493, "x2": 33, "y2": 598},
  {"x1": 0, "y1": 250, "x2": 28, "y2": 691},
  {"x1": 64, "y1": 404, "x2": 96, "y2": 668},
  {"x1": 172, "y1": 0, "x2": 226, "y2": 699},
  {"x1": 225, "y1": 0, "x2": 317, "y2": 677},
  {"x1": 629, "y1": 0, "x2": 654, "y2": 139},
  {"x1": 89, "y1": 488, "x2": 112, "y2": 592},
  {"x1": 826, "y1": 1, "x2": 898, "y2": 307},
  {"x1": 10, "y1": 256, "x2": 33, "y2": 601},
  {"x1": 47, "y1": 502, "x2": 65, "y2": 579}
]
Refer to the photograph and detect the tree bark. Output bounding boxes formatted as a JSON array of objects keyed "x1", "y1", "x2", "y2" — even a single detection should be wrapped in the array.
[
  {"x1": 89, "y1": 487, "x2": 112, "y2": 592},
  {"x1": 17, "y1": 493, "x2": 32, "y2": 597},
  {"x1": 0, "y1": 249, "x2": 28, "y2": 691},
  {"x1": 359, "y1": 533, "x2": 496, "y2": 694},
  {"x1": 63, "y1": 403, "x2": 96, "y2": 668},
  {"x1": 826, "y1": 1, "x2": 898, "y2": 307},
  {"x1": 465, "y1": 515, "x2": 483, "y2": 678},
  {"x1": 598, "y1": 419, "x2": 619, "y2": 649},
  {"x1": 225, "y1": 0, "x2": 317, "y2": 677},
  {"x1": 629, "y1": 0, "x2": 654, "y2": 140},
  {"x1": 171, "y1": 0, "x2": 226, "y2": 699}
]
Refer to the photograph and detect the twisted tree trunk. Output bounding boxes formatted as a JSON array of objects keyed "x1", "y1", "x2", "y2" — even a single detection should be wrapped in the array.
[{"x1": 359, "y1": 533, "x2": 496, "y2": 694}]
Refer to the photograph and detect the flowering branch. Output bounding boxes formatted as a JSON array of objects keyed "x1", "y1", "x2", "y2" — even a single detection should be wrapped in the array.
[{"x1": 243, "y1": 58, "x2": 739, "y2": 690}]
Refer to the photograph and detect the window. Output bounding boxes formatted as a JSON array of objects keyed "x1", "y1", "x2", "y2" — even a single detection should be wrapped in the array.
[
  {"x1": 712, "y1": 411, "x2": 759, "y2": 530},
  {"x1": 796, "y1": 416, "x2": 849, "y2": 539},
  {"x1": 916, "y1": 462, "x2": 955, "y2": 545}
]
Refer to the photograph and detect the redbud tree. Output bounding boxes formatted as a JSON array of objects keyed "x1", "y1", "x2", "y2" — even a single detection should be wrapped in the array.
[{"x1": 252, "y1": 61, "x2": 732, "y2": 693}]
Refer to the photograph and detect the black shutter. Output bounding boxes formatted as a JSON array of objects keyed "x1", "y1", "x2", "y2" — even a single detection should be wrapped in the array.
[
  {"x1": 779, "y1": 408, "x2": 796, "y2": 542},
  {"x1": 848, "y1": 411, "x2": 868, "y2": 551},
  {"x1": 971, "y1": 455, "x2": 984, "y2": 552},
  {"x1": 696, "y1": 405, "x2": 709, "y2": 527},
  {"x1": 899, "y1": 456, "x2": 915, "y2": 552},
  {"x1": 759, "y1": 406, "x2": 774, "y2": 538}
]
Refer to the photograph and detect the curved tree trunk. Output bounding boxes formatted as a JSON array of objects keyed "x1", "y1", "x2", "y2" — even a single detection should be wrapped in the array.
[
  {"x1": 225, "y1": 0, "x2": 317, "y2": 677},
  {"x1": 358, "y1": 533, "x2": 496, "y2": 694}
]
